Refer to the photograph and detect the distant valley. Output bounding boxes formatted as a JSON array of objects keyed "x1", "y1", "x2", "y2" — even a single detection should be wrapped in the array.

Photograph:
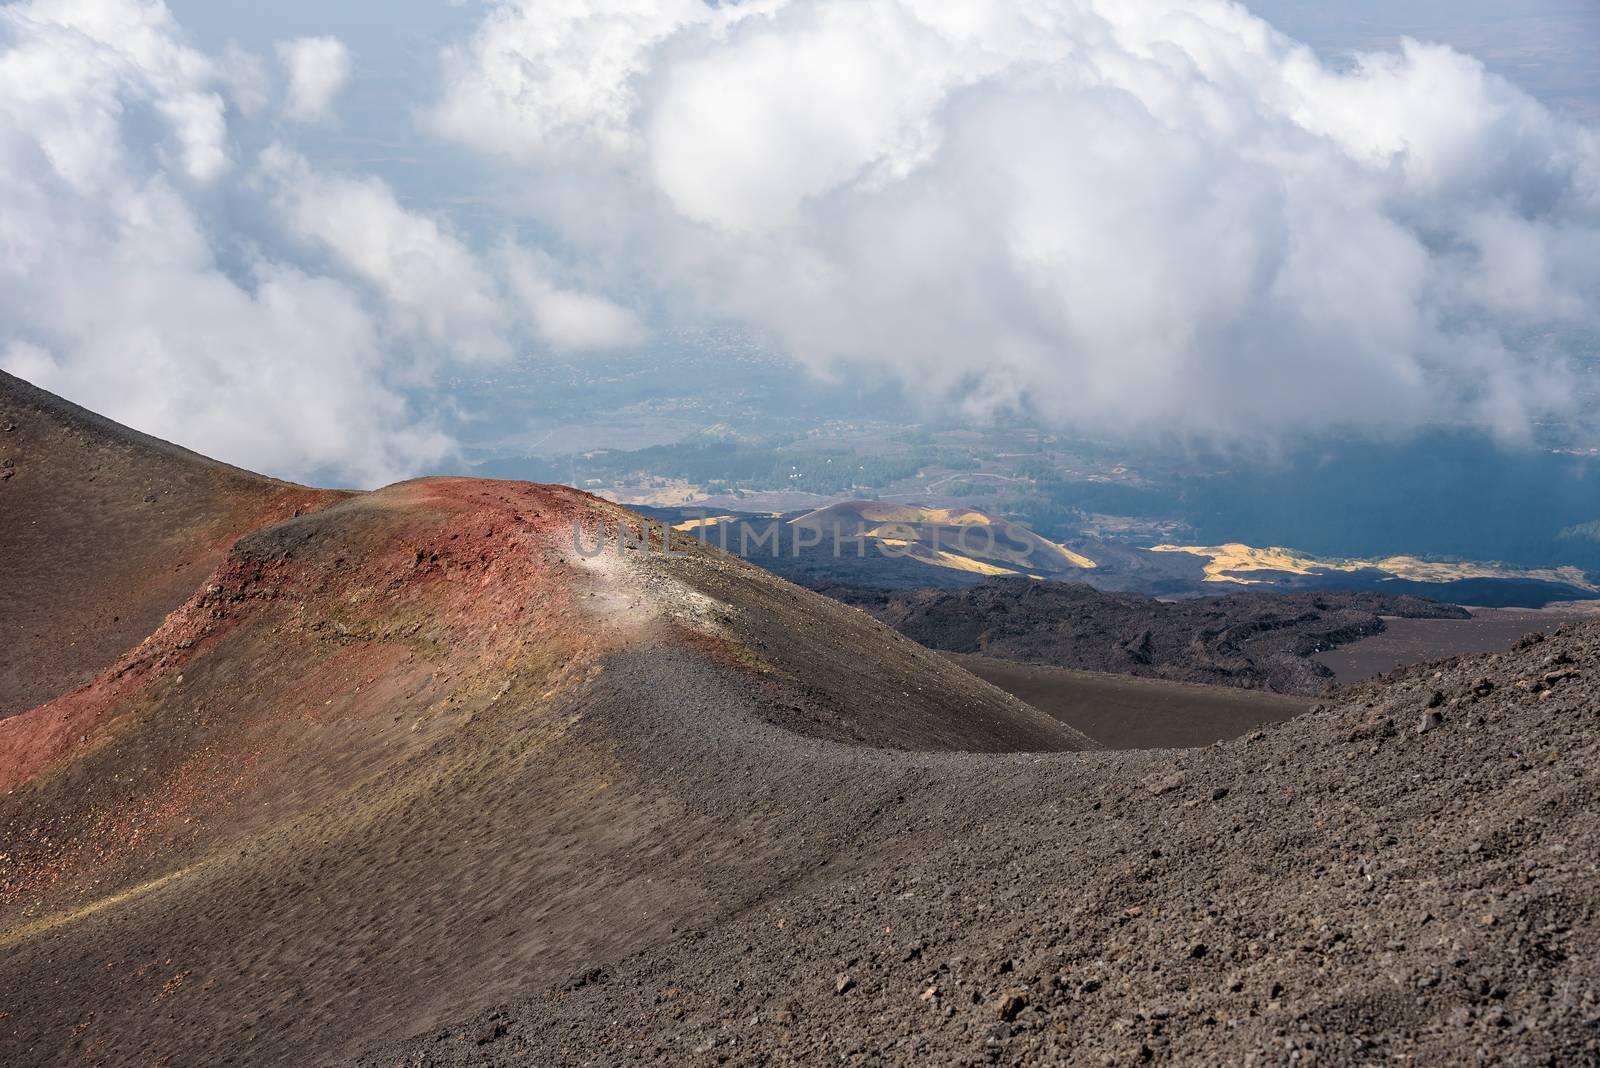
[
  {"x1": 468, "y1": 410, "x2": 1600, "y2": 608},
  {"x1": 633, "y1": 501, "x2": 1600, "y2": 608}
]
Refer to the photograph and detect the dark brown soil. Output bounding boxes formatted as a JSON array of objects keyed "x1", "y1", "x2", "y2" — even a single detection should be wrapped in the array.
[
  {"x1": 0, "y1": 370, "x2": 347, "y2": 719},
  {"x1": 834, "y1": 579, "x2": 1469, "y2": 695},
  {"x1": 948, "y1": 653, "x2": 1310, "y2": 749}
]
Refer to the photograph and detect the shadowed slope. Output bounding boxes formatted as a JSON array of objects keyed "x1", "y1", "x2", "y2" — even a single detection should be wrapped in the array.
[
  {"x1": 0, "y1": 371, "x2": 349, "y2": 718},
  {"x1": 0, "y1": 477, "x2": 1090, "y2": 1067}
]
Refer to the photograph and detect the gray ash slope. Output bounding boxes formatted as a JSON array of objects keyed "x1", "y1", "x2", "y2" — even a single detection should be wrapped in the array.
[
  {"x1": 356, "y1": 621, "x2": 1600, "y2": 1067},
  {"x1": 826, "y1": 579, "x2": 1470, "y2": 695}
]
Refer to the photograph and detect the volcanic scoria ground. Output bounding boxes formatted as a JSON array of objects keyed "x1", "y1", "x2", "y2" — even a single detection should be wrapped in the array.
[
  {"x1": 2, "y1": 371, "x2": 1599, "y2": 1067},
  {"x1": 831, "y1": 580, "x2": 1472, "y2": 696},
  {"x1": 353, "y1": 623, "x2": 1600, "y2": 1068}
]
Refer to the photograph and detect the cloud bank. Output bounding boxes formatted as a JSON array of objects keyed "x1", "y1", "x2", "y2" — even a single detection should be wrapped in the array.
[
  {"x1": 433, "y1": 0, "x2": 1600, "y2": 443},
  {"x1": 0, "y1": 0, "x2": 642, "y2": 484},
  {"x1": 1, "y1": 0, "x2": 1596, "y2": 486},
  {"x1": 0, "y1": 1, "x2": 449, "y2": 484}
]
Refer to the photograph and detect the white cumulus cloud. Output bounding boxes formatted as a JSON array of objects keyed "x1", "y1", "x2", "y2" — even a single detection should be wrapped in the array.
[
  {"x1": 430, "y1": 0, "x2": 1600, "y2": 444},
  {"x1": 500, "y1": 247, "x2": 648, "y2": 351},
  {"x1": 6, "y1": 0, "x2": 1597, "y2": 487},
  {"x1": 260, "y1": 145, "x2": 514, "y2": 363},
  {"x1": 0, "y1": 1, "x2": 447, "y2": 485},
  {"x1": 0, "y1": 0, "x2": 656, "y2": 484},
  {"x1": 276, "y1": 35, "x2": 351, "y2": 124},
  {"x1": 425, "y1": 0, "x2": 715, "y2": 159}
]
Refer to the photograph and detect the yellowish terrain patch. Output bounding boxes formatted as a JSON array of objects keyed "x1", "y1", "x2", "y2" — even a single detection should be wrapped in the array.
[
  {"x1": 854, "y1": 504, "x2": 993, "y2": 526},
  {"x1": 1151, "y1": 543, "x2": 1598, "y2": 591},
  {"x1": 875, "y1": 539, "x2": 1020, "y2": 577},
  {"x1": 673, "y1": 515, "x2": 738, "y2": 532},
  {"x1": 598, "y1": 480, "x2": 705, "y2": 507},
  {"x1": 787, "y1": 501, "x2": 1096, "y2": 575},
  {"x1": 791, "y1": 502, "x2": 993, "y2": 528},
  {"x1": 1043, "y1": 539, "x2": 1098, "y2": 570},
  {"x1": 926, "y1": 551, "x2": 1019, "y2": 577}
]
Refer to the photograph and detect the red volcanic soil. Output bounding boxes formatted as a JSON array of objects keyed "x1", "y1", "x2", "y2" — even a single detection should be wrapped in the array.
[
  {"x1": 0, "y1": 370, "x2": 348, "y2": 718},
  {"x1": 0, "y1": 466, "x2": 1088, "y2": 1067}
]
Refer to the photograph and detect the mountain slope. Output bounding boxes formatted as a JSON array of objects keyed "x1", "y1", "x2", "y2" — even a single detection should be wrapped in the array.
[
  {"x1": 4, "y1": 382, "x2": 1598, "y2": 1068},
  {"x1": 0, "y1": 469, "x2": 1090, "y2": 1067},
  {"x1": 360, "y1": 620, "x2": 1600, "y2": 1066},
  {"x1": 787, "y1": 501, "x2": 1099, "y2": 577},
  {"x1": 948, "y1": 652, "x2": 1310, "y2": 748},
  {"x1": 0, "y1": 370, "x2": 348, "y2": 718}
]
